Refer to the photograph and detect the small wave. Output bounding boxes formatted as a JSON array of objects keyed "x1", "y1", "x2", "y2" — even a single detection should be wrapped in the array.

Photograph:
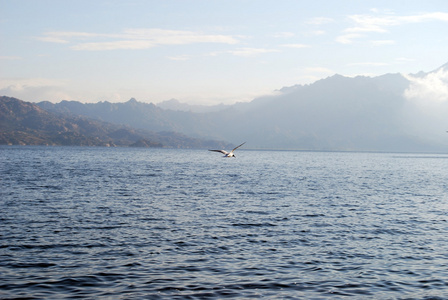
[
  {"x1": 231, "y1": 223, "x2": 277, "y2": 228},
  {"x1": 9, "y1": 262, "x2": 56, "y2": 268},
  {"x1": 245, "y1": 210, "x2": 270, "y2": 215}
]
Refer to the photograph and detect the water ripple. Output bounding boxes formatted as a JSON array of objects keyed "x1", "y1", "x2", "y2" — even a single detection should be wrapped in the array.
[{"x1": 1, "y1": 147, "x2": 448, "y2": 298}]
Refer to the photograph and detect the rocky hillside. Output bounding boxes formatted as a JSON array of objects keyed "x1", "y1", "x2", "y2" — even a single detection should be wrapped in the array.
[{"x1": 0, "y1": 96, "x2": 231, "y2": 149}]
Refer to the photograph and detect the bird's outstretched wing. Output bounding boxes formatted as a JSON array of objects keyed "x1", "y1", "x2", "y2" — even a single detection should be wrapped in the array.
[
  {"x1": 209, "y1": 150, "x2": 229, "y2": 155},
  {"x1": 231, "y1": 142, "x2": 246, "y2": 153}
]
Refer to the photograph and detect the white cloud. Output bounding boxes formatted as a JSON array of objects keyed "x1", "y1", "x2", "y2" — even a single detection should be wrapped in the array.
[
  {"x1": 404, "y1": 68, "x2": 448, "y2": 103},
  {"x1": 345, "y1": 15, "x2": 395, "y2": 33},
  {"x1": 0, "y1": 78, "x2": 129, "y2": 103},
  {"x1": 204, "y1": 47, "x2": 280, "y2": 58},
  {"x1": 0, "y1": 78, "x2": 71, "y2": 102},
  {"x1": 35, "y1": 31, "x2": 100, "y2": 44},
  {"x1": 122, "y1": 28, "x2": 239, "y2": 45},
  {"x1": 35, "y1": 36, "x2": 71, "y2": 44},
  {"x1": 335, "y1": 33, "x2": 363, "y2": 44},
  {"x1": 402, "y1": 67, "x2": 448, "y2": 139},
  {"x1": 337, "y1": 11, "x2": 448, "y2": 44},
  {"x1": 272, "y1": 32, "x2": 295, "y2": 38},
  {"x1": 227, "y1": 48, "x2": 280, "y2": 57},
  {"x1": 72, "y1": 40, "x2": 155, "y2": 51},
  {"x1": 400, "y1": 12, "x2": 448, "y2": 23},
  {"x1": 281, "y1": 44, "x2": 311, "y2": 49},
  {"x1": 37, "y1": 28, "x2": 240, "y2": 51}
]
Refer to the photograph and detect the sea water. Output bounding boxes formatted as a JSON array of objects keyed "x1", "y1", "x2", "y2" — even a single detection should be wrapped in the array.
[{"x1": 1, "y1": 146, "x2": 448, "y2": 299}]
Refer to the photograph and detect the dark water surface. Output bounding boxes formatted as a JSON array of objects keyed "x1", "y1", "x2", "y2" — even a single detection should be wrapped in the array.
[{"x1": 1, "y1": 146, "x2": 448, "y2": 299}]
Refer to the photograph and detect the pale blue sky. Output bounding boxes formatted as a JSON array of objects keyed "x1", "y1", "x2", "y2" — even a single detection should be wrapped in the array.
[{"x1": 1, "y1": 0, "x2": 447, "y2": 104}]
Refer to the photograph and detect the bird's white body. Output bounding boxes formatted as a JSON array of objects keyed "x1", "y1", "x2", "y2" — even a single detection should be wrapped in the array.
[{"x1": 209, "y1": 142, "x2": 246, "y2": 158}]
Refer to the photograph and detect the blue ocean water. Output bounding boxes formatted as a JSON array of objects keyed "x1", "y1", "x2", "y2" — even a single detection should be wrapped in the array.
[{"x1": 1, "y1": 146, "x2": 448, "y2": 299}]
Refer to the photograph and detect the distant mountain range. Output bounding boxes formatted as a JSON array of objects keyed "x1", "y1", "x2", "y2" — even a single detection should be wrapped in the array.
[
  {"x1": 157, "y1": 98, "x2": 231, "y2": 113},
  {"x1": 2, "y1": 62, "x2": 448, "y2": 152},
  {"x1": 0, "y1": 96, "x2": 232, "y2": 148},
  {"x1": 31, "y1": 62, "x2": 448, "y2": 152}
]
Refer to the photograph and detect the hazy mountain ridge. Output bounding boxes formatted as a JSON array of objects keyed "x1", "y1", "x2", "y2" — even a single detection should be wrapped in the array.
[
  {"x1": 32, "y1": 63, "x2": 448, "y2": 152},
  {"x1": 157, "y1": 98, "x2": 231, "y2": 113},
  {"x1": 238, "y1": 73, "x2": 411, "y2": 150},
  {"x1": 0, "y1": 96, "x2": 232, "y2": 148}
]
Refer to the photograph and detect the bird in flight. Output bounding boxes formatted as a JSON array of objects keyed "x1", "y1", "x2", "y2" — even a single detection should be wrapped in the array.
[{"x1": 209, "y1": 142, "x2": 246, "y2": 158}]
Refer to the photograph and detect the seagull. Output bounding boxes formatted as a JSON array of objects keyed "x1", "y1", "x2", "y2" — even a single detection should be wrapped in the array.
[{"x1": 209, "y1": 142, "x2": 246, "y2": 158}]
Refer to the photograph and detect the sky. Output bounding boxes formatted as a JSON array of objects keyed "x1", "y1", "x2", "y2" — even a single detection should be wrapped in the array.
[{"x1": 1, "y1": 0, "x2": 447, "y2": 105}]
